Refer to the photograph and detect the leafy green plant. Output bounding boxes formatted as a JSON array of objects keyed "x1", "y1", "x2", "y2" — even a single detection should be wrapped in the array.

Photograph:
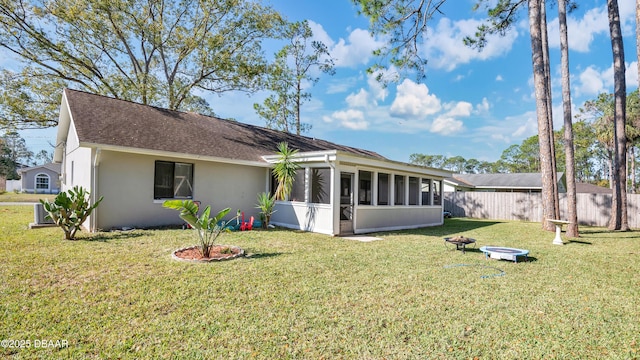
[
  {"x1": 255, "y1": 192, "x2": 277, "y2": 229},
  {"x1": 273, "y1": 142, "x2": 300, "y2": 200},
  {"x1": 163, "y1": 199, "x2": 238, "y2": 258},
  {"x1": 40, "y1": 186, "x2": 104, "y2": 240}
]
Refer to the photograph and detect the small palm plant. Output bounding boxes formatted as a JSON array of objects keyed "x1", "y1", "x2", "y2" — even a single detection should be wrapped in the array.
[
  {"x1": 163, "y1": 200, "x2": 238, "y2": 258},
  {"x1": 255, "y1": 192, "x2": 277, "y2": 229},
  {"x1": 40, "y1": 186, "x2": 103, "y2": 240},
  {"x1": 273, "y1": 142, "x2": 300, "y2": 200}
]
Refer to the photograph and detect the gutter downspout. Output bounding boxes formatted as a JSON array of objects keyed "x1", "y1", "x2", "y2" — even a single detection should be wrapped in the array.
[{"x1": 91, "y1": 148, "x2": 101, "y2": 232}]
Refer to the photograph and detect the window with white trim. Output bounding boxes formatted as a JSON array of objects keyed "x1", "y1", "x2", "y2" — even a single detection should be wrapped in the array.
[
  {"x1": 358, "y1": 170, "x2": 372, "y2": 205},
  {"x1": 154, "y1": 161, "x2": 194, "y2": 199},
  {"x1": 310, "y1": 168, "x2": 331, "y2": 204},
  {"x1": 35, "y1": 173, "x2": 50, "y2": 190}
]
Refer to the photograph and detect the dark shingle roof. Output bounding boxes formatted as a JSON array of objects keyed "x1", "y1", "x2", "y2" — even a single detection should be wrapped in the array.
[
  {"x1": 575, "y1": 182, "x2": 612, "y2": 194},
  {"x1": 64, "y1": 89, "x2": 385, "y2": 163},
  {"x1": 20, "y1": 163, "x2": 61, "y2": 174}
]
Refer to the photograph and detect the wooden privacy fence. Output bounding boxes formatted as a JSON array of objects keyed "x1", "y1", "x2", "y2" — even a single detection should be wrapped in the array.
[{"x1": 443, "y1": 192, "x2": 640, "y2": 228}]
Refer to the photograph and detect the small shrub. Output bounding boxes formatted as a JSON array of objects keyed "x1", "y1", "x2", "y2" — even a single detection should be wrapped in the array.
[
  {"x1": 255, "y1": 192, "x2": 276, "y2": 229},
  {"x1": 163, "y1": 199, "x2": 239, "y2": 258},
  {"x1": 40, "y1": 186, "x2": 104, "y2": 240}
]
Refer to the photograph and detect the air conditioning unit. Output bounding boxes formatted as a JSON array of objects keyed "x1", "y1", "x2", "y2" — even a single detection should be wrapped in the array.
[{"x1": 34, "y1": 203, "x2": 55, "y2": 225}]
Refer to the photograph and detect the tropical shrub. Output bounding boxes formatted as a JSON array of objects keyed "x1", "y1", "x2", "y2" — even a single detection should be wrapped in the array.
[
  {"x1": 163, "y1": 199, "x2": 238, "y2": 258},
  {"x1": 273, "y1": 142, "x2": 300, "y2": 200},
  {"x1": 255, "y1": 192, "x2": 276, "y2": 229},
  {"x1": 40, "y1": 186, "x2": 104, "y2": 240}
]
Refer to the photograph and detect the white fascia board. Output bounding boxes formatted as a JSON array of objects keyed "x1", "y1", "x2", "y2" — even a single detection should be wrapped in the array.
[
  {"x1": 53, "y1": 92, "x2": 72, "y2": 163},
  {"x1": 263, "y1": 149, "x2": 452, "y2": 178},
  {"x1": 335, "y1": 153, "x2": 453, "y2": 179},
  {"x1": 262, "y1": 150, "x2": 338, "y2": 164},
  {"x1": 78, "y1": 142, "x2": 272, "y2": 168},
  {"x1": 474, "y1": 186, "x2": 542, "y2": 190}
]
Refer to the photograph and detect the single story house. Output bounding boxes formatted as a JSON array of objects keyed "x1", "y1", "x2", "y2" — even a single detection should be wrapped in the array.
[
  {"x1": 19, "y1": 163, "x2": 61, "y2": 194},
  {"x1": 444, "y1": 173, "x2": 567, "y2": 193},
  {"x1": 53, "y1": 89, "x2": 452, "y2": 235}
]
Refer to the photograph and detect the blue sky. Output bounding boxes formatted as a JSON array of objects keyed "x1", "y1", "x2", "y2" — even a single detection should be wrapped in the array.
[{"x1": 16, "y1": 0, "x2": 639, "y2": 164}]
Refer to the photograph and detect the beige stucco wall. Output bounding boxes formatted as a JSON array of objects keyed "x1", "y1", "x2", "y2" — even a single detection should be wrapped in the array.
[{"x1": 94, "y1": 150, "x2": 268, "y2": 230}]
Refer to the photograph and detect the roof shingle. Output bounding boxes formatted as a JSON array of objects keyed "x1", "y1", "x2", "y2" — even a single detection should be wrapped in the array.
[{"x1": 64, "y1": 89, "x2": 385, "y2": 163}]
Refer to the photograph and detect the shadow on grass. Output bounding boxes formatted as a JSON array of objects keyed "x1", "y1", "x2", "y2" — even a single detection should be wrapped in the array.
[
  {"x1": 567, "y1": 240, "x2": 593, "y2": 245},
  {"x1": 243, "y1": 252, "x2": 285, "y2": 259},
  {"x1": 380, "y1": 218, "x2": 504, "y2": 238},
  {"x1": 77, "y1": 231, "x2": 146, "y2": 242}
]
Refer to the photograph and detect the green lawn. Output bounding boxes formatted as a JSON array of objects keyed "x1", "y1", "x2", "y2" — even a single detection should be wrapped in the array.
[
  {"x1": 1, "y1": 205, "x2": 639, "y2": 359},
  {"x1": 0, "y1": 192, "x2": 56, "y2": 203}
]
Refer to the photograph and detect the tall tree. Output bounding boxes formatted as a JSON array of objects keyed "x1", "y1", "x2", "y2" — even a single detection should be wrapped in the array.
[
  {"x1": 558, "y1": 0, "x2": 578, "y2": 237},
  {"x1": 529, "y1": 0, "x2": 557, "y2": 230},
  {"x1": 254, "y1": 20, "x2": 335, "y2": 135},
  {"x1": 607, "y1": 0, "x2": 629, "y2": 231},
  {"x1": 0, "y1": 0, "x2": 286, "y2": 129},
  {"x1": 540, "y1": 0, "x2": 560, "y2": 220},
  {"x1": 0, "y1": 130, "x2": 32, "y2": 178}
]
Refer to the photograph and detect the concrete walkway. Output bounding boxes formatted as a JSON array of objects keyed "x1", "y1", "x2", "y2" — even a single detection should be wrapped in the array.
[{"x1": 340, "y1": 235, "x2": 383, "y2": 242}]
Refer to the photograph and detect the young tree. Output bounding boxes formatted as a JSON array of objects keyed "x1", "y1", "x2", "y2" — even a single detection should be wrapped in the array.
[
  {"x1": 0, "y1": 0, "x2": 286, "y2": 129},
  {"x1": 273, "y1": 142, "x2": 300, "y2": 200},
  {"x1": 254, "y1": 20, "x2": 335, "y2": 135}
]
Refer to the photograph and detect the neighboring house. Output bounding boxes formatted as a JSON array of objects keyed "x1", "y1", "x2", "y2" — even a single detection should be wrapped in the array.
[
  {"x1": 575, "y1": 182, "x2": 611, "y2": 194},
  {"x1": 19, "y1": 163, "x2": 61, "y2": 194},
  {"x1": 444, "y1": 173, "x2": 567, "y2": 193},
  {"x1": 53, "y1": 89, "x2": 451, "y2": 235}
]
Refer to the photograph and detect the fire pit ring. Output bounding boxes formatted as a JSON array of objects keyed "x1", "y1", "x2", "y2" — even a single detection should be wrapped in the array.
[{"x1": 444, "y1": 236, "x2": 476, "y2": 253}]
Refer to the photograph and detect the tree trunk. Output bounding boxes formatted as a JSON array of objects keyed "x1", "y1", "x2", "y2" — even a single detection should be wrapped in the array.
[
  {"x1": 558, "y1": 0, "x2": 579, "y2": 238},
  {"x1": 541, "y1": 0, "x2": 560, "y2": 220},
  {"x1": 608, "y1": 0, "x2": 629, "y2": 230},
  {"x1": 631, "y1": 146, "x2": 636, "y2": 193},
  {"x1": 529, "y1": 0, "x2": 556, "y2": 231}
]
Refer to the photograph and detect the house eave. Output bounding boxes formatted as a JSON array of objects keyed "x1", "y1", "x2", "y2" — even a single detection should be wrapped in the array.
[
  {"x1": 79, "y1": 142, "x2": 272, "y2": 168},
  {"x1": 263, "y1": 150, "x2": 453, "y2": 178}
]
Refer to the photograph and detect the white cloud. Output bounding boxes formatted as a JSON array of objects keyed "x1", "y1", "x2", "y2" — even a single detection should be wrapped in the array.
[
  {"x1": 547, "y1": 6, "x2": 609, "y2": 52},
  {"x1": 346, "y1": 89, "x2": 369, "y2": 108},
  {"x1": 495, "y1": 75, "x2": 503, "y2": 81},
  {"x1": 430, "y1": 116, "x2": 464, "y2": 135},
  {"x1": 307, "y1": 21, "x2": 334, "y2": 51},
  {"x1": 390, "y1": 79, "x2": 441, "y2": 118},
  {"x1": 444, "y1": 101, "x2": 473, "y2": 117},
  {"x1": 475, "y1": 98, "x2": 491, "y2": 113},
  {"x1": 330, "y1": 28, "x2": 383, "y2": 68},
  {"x1": 547, "y1": 1, "x2": 635, "y2": 52},
  {"x1": 576, "y1": 66, "x2": 606, "y2": 96},
  {"x1": 422, "y1": 18, "x2": 518, "y2": 71},
  {"x1": 575, "y1": 62, "x2": 639, "y2": 97},
  {"x1": 325, "y1": 109, "x2": 369, "y2": 130},
  {"x1": 367, "y1": 69, "x2": 391, "y2": 102}
]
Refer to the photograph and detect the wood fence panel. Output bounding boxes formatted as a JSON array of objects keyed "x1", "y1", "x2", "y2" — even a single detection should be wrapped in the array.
[{"x1": 444, "y1": 192, "x2": 640, "y2": 228}]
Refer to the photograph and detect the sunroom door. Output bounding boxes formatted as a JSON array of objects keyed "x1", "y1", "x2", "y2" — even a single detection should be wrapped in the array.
[{"x1": 340, "y1": 172, "x2": 354, "y2": 235}]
